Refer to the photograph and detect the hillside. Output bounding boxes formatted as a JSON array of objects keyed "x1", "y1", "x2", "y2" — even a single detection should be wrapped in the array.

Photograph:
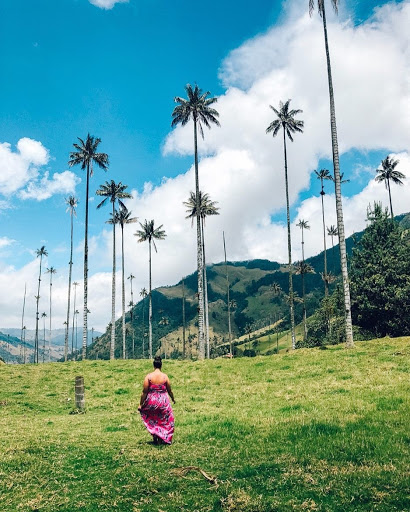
[
  {"x1": 1, "y1": 338, "x2": 409, "y2": 511},
  {"x1": 86, "y1": 233, "x2": 352, "y2": 359}
]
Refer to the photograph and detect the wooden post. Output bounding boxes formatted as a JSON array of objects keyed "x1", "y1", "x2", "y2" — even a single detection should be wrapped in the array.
[{"x1": 75, "y1": 376, "x2": 85, "y2": 411}]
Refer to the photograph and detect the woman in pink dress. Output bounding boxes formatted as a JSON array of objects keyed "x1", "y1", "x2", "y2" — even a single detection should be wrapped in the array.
[{"x1": 138, "y1": 356, "x2": 175, "y2": 444}]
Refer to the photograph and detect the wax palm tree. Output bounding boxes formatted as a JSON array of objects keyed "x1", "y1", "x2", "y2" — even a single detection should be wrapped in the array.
[
  {"x1": 172, "y1": 84, "x2": 220, "y2": 359},
  {"x1": 71, "y1": 281, "x2": 79, "y2": 357},
  {"x1": 314, "y1": 169, "x2": 332, "y2": 296},
  {"x1": 127, "y1": 301, "x2": 135, "y2": 358},
  {"x1": 45, "y1": 267, "x2": 56, "y2": 362},
  {"x1": 34, "y1": 246, "x2": 48, "y2": 363},
  {"x1": 294, "y1": 261, "x2": 315, "y2": 341},
  {"x1": 97, "y1": 181, "x2": 132, "y2": 360},
  {"x1": 266, "y1": 99, "x2": 304, "y2": 350},
  {"x1": 309, "y1": 0, "x2": 354, "y2": 347},
  {"x1": 140, "y1": 287, "x2": 148, "y2": 358},
  {"x1": 222, "y1": 231, "x2": 233, "y2": 357},
  {"x1": 64, "y1": 195, "x2": 78, "y2": 361},
  {"x1": 375, "y1": 156, "x2": 405, "y2": 219},
  {"x1": 327, "y1": 225, "x2": 338, "y2": 272},
  {"x1": 109, "y1": 206, "x2": 137, "y2": 359},
  {"x1": 184, "y1": 191, "x2": 220, "y2": 358},
  {"x1": 41, "y1": 312, "x2": 47, "y2": 363},
  {"x1": 181, "y1": 278, "x2": 186, "y2": 359},
  {"x1": 128, "y1": 274, "x2": 135, "y2": 307},
  {"x1": 68, "y1": 135, "x2": 109, "y2": 358},
  {"x1": 135, "y1": 221, "x2": 166, "y2": 359},
  {"x1": 296, "y1": 219, "x2": 310, "y2": 341}
]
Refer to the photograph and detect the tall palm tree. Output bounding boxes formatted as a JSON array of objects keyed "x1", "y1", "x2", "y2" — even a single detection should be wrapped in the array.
[
  {"x1": 327, "y1": 225, "x2": 338, "y2": 272},
  {"x1": 266, "y1": 99, "x2": 304, "y2": 350},
  {"x1": 181, "y1": 278, "x2": 186, "y2": 359},
  {"x1": 222, "y1": 231, "x2": 233, "y2": 357},
  {"x1": 74, "y1": 309, "x2": 79, "y2": 356},
  {"x1": 375, "y1": 156, "x2": 405, "y2": 219},
  {"x1": 296, "y1": 220, "x2": 310, "y2": 341},
  {"x1": 72, "y1": 281, "x2": 79, "y2": 357},
  {"x1": 314, "y1": 169, "x2": 332, "y2": 296},
  {"x1": 64, "y1": 196, "x2": 78, "y2": 361},
  {"x1": 309, "y1": 0, "x2": 354, "y2": 347},
  {"x1": 128, "y1": 274, "x2": 135, "y2": 307},
  {"x1": 41, "y1": 312, "x2": 47, "y2": 363},
  {"x1": 140, "y1": 287, "x2": 148, "y2": 358},
  {"x1": 68, "y1": 134, "x2": 109, "y2": 359},
  {"x1": 34, "y1": 246, "x2": 48, "y2": 363},
  {"x1": 294, "y1": 261, "x2": 315, "y2": 341},
  {"x1": 172, "y1": 84, "x2": 220, "y2": 359},
  {"x1": 20, "y1": 284, "x2": 27, "y2": 363},
  {"x1": 127, "y1": 301, "x2": 135, "y2": 358},
  {"x1": 45, "y1": 266, "x2": 56, "y2": 362},
  {"x1": 135, "y1": 220, "x2": 166, "y2": 359},
  {"x1": 109, "y1": 206, "x2": 137, "y2": 359},
  {"x1": 128, "y1": 274, "x2": 136, "y2": 357},
  {"x1": 97, "y1": 181, "x2": 132, "y2": 360},
  {"x1": 184, "y1": 191, "x2": 220, "y2": 358}
]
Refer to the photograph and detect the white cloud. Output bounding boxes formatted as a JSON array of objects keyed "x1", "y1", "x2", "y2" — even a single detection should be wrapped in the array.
[
  {"x1": 0, "y1": 138, "x2": 49, "y2": 196},
  {"x1": 89, "y1": 0, "x2": 128, "y2": 9},
  {"x1": 0, "y1": 237, "x2": 15, "y2": 249},
  {"x1": 0, "y1": 138, "x2": 80, "y2": 201},
  {"x1": 19, "y1": 170, "x2": 81, "y2": 201}
]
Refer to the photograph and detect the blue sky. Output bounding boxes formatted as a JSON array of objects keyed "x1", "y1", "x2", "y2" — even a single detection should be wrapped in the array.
[{"x1": 0, "y1": 0, "x2": 409, "y2": 331}]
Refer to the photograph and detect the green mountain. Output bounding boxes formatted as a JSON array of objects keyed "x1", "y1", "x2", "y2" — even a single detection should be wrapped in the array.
[{"x1": 85, "y1": 212, "x2": 410, "y2": 360}]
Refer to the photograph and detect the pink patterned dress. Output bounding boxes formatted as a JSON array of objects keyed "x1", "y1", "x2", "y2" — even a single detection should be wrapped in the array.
[{"x1": 139, "y1": 380, "x2": 174, "y2": 444}]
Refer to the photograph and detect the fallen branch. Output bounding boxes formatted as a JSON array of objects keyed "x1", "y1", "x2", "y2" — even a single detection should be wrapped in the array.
[{"x1": 171, "y1": 466, "x2": 218, "y2": 486}]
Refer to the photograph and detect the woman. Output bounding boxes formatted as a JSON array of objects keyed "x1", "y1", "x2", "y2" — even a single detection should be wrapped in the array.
[{"x1": 138, "y1": 356, "x2": 175, "y2": 444}]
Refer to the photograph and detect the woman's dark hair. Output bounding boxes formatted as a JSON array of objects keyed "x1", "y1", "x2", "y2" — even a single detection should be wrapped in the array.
[{"x1": 153, "y1": 356, "x2": 162, "y2": 369}]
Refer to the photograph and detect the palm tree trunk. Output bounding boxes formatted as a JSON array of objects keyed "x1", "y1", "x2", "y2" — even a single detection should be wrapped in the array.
[
  {"x1": 82, "y1": 164, "x2": 90, "y2": 360},
  {"x1": 148, "y1": 241, "x2": 153, "y2": 359},
  {"x1": 201, "y1": 219, "x2": 210, "y2": 358},
  {"x1": 72, "y1": 286, "x2": 76, "y2": 356},
  {"x1": 35, "y1": 255, "x2": 43, "y2": 364},
  {"x1": 49, "y1": 275, "x2": 52, "y2": 362},
  {"x1": 142, "y1": 297, "x2": 145, "y2": 358},
  {"x1": 20, "y1": 284, "x2": 26, "y2": 363},
  {"x1": 283, "y1": 128, "x2": 296, "y2": 349},
  {"x1": 301, "y1": 227, "x2": 307, "y2": 342},
  {"x1": 110, "y1": 202, "x2": 116, "y2": 360},
  {"x1": 321, "y1": 2, "x2": 354, "y2": 348},
  {"x1": 387, "y1": 178, "x2": 394, "y2": 219},
  {"x1": 182, "y1": 278, "x2": 186, "y2": 358},
  {"x1": 193, "y1": 117, "x2": 205, "y2": 359},
  {"x1": 223, "y1": 231, "x2": 232, "y2": 356},
  {"x1": 320, "y1": 184, "x2": 329, "y2": 296},
  {"x1": 121, "y1": 224, "x2": 126, "y2": 359},
  {"x1": 43, "y1": 318, "x2": 46, "y2": 363},
  {"x1": 65, "y1": 212, "x2": 73, "y2": 361}
]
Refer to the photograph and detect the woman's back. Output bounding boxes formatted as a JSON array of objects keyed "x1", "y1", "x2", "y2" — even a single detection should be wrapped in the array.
[{"x1": 147, "y1": 370, "x2": 168, "y2": 385}]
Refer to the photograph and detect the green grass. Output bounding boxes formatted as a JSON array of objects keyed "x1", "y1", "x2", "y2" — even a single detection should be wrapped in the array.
[{"x1": 1, "y1": 338, "x2": 409, "y2": 511}]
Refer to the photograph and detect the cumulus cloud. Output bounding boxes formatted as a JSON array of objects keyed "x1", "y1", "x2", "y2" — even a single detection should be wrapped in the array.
[
  {"x1": 89, "y1": 0, "x2": 128, "y2": 9},
  {"x1": 19, "y1": 170, "x2": 80, "y2": 201},
  {"x1": 0, "y1": 138, "x2": 49, "y2": 196},
  {"x1": 0, "y1": 237, "x2": 15, "y2": 250},
  {"x1": 0, "y1": 138, "x2": 80, "y2": 201}
]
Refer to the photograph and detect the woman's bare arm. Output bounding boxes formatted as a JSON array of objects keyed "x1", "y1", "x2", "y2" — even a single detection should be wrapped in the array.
[
  {"x1": 138, "y1": 376, "x2": 150, "y2": 410},
  {"x1": 166, "y1": 377, "x2": 175, "y2": 404}
]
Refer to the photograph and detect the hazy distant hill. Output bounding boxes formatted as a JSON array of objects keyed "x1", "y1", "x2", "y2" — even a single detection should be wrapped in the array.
[{"x1": 0, "y1": 328, "x2": 102, "y2": 364}]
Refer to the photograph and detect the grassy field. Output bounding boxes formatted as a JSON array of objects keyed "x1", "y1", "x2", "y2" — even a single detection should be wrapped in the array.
[{"x1": 0, "y1": 338, "x2": 409, "y2": 512}]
